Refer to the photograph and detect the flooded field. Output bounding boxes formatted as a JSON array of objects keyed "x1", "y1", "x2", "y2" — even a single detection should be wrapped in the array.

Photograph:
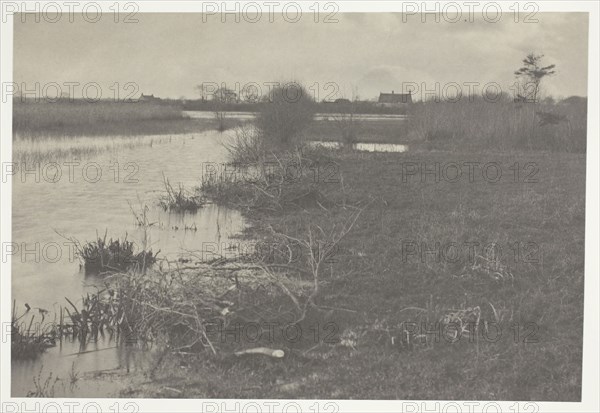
[
  {"x1": 184, "y1": 111, "x2": 409, "y2": 122},
  {"x1": 11, "y1": 131, "x2": 246, "y2": 396}
]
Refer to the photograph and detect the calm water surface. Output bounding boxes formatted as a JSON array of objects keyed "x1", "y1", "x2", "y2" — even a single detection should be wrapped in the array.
[
  {"x1": 12, "y1": 130, "x2": 245, "y2": 397},
  {"x1": 184, "y1": 110, "x2": 408, "y2": 121}
]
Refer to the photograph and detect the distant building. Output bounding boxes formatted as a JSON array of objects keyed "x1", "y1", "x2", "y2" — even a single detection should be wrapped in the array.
[
  {"x1": 378, "y1": 91, "x2": 412, "y2": 107},
  {"x1": 139, "y1": 93, "x2": 160, "y2": 102}
]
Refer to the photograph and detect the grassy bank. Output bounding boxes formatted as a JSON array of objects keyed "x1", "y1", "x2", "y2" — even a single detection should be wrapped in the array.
[
  {"x1": 119, "y1": 143, "x2": 585, "y2": 400},
  {"x1": 113, "y1": 85, "x2": 586, "y2": 400},
  {"x1": 13, "y1": 100, "x2": 220, "y2": 139}
]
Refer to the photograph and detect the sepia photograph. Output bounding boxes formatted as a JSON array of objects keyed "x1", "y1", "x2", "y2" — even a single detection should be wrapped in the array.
[{"x1": 1, "y1": 1, "x2": 598, "y2": 411}]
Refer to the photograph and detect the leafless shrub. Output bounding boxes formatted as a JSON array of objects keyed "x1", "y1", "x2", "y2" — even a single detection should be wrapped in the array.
[
  {"x1": 222, "y1": 124, "x2": 264, "y2": 164},
  {"x1": 257, "y1": 206, "x2": 365, "y2": 323}
]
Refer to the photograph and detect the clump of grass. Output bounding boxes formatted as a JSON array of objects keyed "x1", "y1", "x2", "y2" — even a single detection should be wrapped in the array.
[
  {"x1": 11, "y1": 301, "x2": 57, "y2": 360},
  {"x1": 76, "y1": 231, "x2": 158, "y2": 273},
  {"x1": 62, "y1": 290, "x2": 120, "y2": 344},
  {"x1": 159, "y1": 174, "x2": 205, "y2": 212}
]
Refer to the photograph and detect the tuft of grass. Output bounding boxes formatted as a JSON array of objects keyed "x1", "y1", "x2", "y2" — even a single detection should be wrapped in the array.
[
  {"x1": 158, "y1": 174, "x2": 205, "y2": 212},
  {"x1": 76, "y1": 231, "x2": 158, "y2": 274},
  {"x1": 11, "y1": 301, "x2": 57, "y2": 360}
]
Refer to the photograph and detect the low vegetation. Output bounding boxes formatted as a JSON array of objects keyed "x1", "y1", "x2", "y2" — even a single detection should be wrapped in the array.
[
  {"x1": 75, "y1": 232, "x2": 158, "y2": 273},
  {"x1": 406, "y1": 95, "x2": 587, "y2": 152},
  {"x1": 149, "y1": 145, "x2": 584, "y2": 400},
  {"x1": 144, "y1": 78, "x2": 585, "y2": 400},
  {"x1": 11, "y1": 301, "x2": 57, "y2": 360},
  {"x1": 306, "y1": 95, "x2": 586, "y2": 153},
  {"x1": 13, "y1": 100, "x2": 213, "y2": 139},
  {"x1": 221, "y1": 124, "x2": 264, "y2": 164},
  {"x1": 158, "y1": 174, "x2": 205, "y2": 212},
  {"x1": 12, "y1": 66, "x2": 587, "y2": 399}
]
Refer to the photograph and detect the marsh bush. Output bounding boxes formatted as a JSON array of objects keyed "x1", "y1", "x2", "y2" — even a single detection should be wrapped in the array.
[{"x1": 255, "y1": 83, "x2": 316, "y2": 147}]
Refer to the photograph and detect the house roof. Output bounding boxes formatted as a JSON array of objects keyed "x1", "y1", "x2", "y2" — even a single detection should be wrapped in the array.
[{"x1": 378, "y1": 92, "x2": 412, "y2": 104}]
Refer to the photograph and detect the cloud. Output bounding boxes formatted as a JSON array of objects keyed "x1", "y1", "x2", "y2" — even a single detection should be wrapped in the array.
[{"x1": 13, "y1": 12, "x2": 589, "y2": 99}]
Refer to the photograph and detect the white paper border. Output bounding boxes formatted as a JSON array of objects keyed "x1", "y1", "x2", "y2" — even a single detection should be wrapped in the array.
[{"x1": 1, "y1": 1, "x2": 598, "y2": 412}]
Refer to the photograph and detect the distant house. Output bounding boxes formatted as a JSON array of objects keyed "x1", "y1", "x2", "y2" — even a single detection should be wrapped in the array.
[
  {"x1": 378, "y1": 91, "x2": 412, "y2": 107},
  {"x1": 139, "y1": 93, "x2": 160, "y2": 102},
  {"x1": 334, "y1": 98, "x2": 351, "y2": 104}
]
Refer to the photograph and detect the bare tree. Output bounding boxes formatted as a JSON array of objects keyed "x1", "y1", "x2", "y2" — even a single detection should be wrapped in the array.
[{"x1": 514, "y1": 53, "x2": 556, "y2": 103}]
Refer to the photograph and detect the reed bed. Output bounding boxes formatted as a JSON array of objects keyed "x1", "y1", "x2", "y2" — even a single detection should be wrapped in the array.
[
  {"x1": 12, "y1": 134, "x2": 169, "y2": 165},
  {"x1": 406, "y1": 96, "x2": 587, "y2": 152},
  {"x1": 13, "y1": 100, "x2": 189, "y2": 138}
]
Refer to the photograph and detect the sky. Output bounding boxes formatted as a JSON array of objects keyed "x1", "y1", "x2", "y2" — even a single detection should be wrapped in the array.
[{"x1": 14, "y1": 12, "x2": 589, "y2": 101}]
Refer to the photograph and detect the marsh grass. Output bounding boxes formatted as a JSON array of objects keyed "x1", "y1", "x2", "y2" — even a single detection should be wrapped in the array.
[
  {"x1": 11, "y1": 301, "x2": 57, "y2": 360},
  {"x1": 406, "y1": 96, "x2": 586, "y2": 152},
  {"x1": 306, "y1": 96, "x2": 586, "y2": 153},
  {"x1": 221, "y1": 124, "x2": 264, "y2": 164},
  {"x1": 158, "y1": 174, "x2": 205, "y2": 212},
  {"x1": 13, "y1": 100, "x2": 191, "y2": 138},
  {"x1": 183, "y1": 143, "x2": 585, "y2": 400},
  {"x1": 27, "y1": 367, "x2": 59, "y2": 397},
  {"x1": 12, "y1": 134, "x2": 169, "y2": 165},
  {"x1": 201, "y1": 147, "x2": 338, "y2": 212},
  {"x1": 76, "y1": 231, "x2": 158, "y2": 274}
]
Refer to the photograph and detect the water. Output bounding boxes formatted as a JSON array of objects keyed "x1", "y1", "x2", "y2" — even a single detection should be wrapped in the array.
[
  {"x1": 184, "y1": 111, "x2": 408, "y2": 122},
  {"x1": 11, "y1": 130, "x2": 246, "y2": 397}
]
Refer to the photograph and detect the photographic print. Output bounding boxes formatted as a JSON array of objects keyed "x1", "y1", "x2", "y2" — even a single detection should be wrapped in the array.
[{"x1": 1, "y1": 1, "x2": 598, "y2": 412}]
